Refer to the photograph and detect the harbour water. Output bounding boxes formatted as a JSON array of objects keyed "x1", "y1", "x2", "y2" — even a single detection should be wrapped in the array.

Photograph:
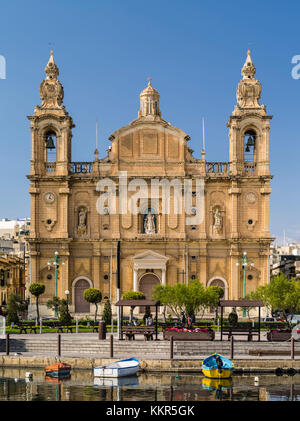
[{"x1": 0, "y1": 368, "x2": 299, "y2": 401}]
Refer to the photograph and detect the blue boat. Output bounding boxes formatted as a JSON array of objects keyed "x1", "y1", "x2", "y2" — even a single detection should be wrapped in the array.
[{"x1": 202, "y1": 353, "x2": 234, "y2": 379}]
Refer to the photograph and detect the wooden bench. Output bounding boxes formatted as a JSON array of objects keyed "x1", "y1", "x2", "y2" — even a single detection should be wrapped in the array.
[
  {"x1": 50, "y1": 323, "x2": 73, "y2": 333},
  {"x1": 17, "y1": 323, "x2": 38, "y2": 334},
  {"x1": 222, "y1": 327, "x2": 259, "y2": 341},
  {"x1": 90, "y1": 323, "x2": 99, "y2": 332},
  {"x1": 122, "y1": 326, "x2": 155, "y2": 341}
]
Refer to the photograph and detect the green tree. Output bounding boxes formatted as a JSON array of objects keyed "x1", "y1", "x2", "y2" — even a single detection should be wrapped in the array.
[
  {"x1": 47, "y1": 297, "x2": 72, "y2": 324},
  {"x1": 152, "y1": 280, "x2": 208, "y2": 321},
  {"x1": 83, "y1": 288, "x2": 102, "y2": 323},
  {"x1": 6, "y1": 294, "x2": 27, "y2": 324},
  {"x1": 46, "y1": 296, "x2": 60, "y2": 316},
  {"x1": 122, "y1": 291, "x2": 146, "y2": 322},
  {"x1": 254, "y1": 273, "x2": 300, "y2": 326},
  {"x1": 58, "y1": 299, "x2": 72, "y2": 324},
  {"x1": 102, "y1": 300, "x2": 112, "y2": 325},
  {"x1": 29, "y1": 283, "x2": 45, "y2": 321},
  {"x1": 205, "y1": 286, "x2": 224, "y2": 323}
]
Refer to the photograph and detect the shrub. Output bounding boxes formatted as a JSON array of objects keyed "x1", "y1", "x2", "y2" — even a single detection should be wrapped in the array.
[
  {"x1": 29, "y1": 283, "x2": 45, "y2": 321},
  {"x1": 102, "y1": 300, "x2": 112, "y2": 325},
  {"x1": 83, "y1": 288, "x2": 102, "y2": 323}
]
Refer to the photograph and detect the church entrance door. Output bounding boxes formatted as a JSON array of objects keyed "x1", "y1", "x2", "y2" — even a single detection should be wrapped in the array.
[
  {"x1": 74, "y1": 279, "x2": 90, "y2": 313},
  {"x1": 139, "y1": 273, "x2": 160, "y2": 313}
]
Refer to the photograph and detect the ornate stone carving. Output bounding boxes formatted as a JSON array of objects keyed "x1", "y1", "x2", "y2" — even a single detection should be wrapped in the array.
[
  {"x1": 212, "y1": 207, "x2": 222, "y2": 234},
  {"x1": 236, "y1": 50, "x2": 263, "y2": 109},
  {"x1": 77, "y1": 207, "x2": 87, "y2": 236},
  {"x1": 144, "y1": 211, "x2": 156, "y2": 234},
  {"x1": 39, "y1": 50, "x2": 64, "y2": 109},
  {"x1": 245, "y1": 191, "x2": 257, "y2": 204}
]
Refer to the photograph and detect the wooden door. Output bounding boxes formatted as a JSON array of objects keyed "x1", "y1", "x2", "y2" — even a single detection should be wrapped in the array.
[
  {"x1": 74, "y1": 279, "x2": 90, "y2": 313},
  {"x1": 139, "y1": 274, "x2": 160, "y2": 313}
]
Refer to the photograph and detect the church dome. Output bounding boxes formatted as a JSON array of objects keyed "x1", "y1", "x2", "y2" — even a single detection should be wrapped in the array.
[{"x1": 138, "y1": 78, "x2": 161, "y2": 118}]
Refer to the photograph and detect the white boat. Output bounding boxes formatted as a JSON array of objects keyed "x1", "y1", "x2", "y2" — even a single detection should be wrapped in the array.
[
  {"x1": 94, "y1": 358, "x2": 140, "y2": 378},
  {"x1": 94, "y1": 375, "x2": 139, "y2": 387}
]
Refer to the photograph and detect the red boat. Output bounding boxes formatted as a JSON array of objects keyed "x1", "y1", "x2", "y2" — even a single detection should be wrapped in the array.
[{"x1": 45, "y1": 362, "x2": 71, "y2": 378}]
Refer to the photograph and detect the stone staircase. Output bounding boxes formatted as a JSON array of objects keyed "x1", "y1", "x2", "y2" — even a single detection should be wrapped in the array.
[{"x1": 1, "y1": 336, "x2": 297, "y2": 358}]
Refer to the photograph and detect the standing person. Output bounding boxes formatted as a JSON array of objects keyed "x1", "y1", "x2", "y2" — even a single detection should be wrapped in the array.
[
  {"x1": 187, "y1": 314, "x2": 192, "y2": 329},
  {"x1": 180, "y1": 312, "x2": 186, "y2": 328},
  {"x1": 147, "y1": 315, "x2": 153, "y2": 326}
]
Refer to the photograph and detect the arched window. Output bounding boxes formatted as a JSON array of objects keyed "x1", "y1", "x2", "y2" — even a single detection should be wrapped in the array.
[
  {"x1": 45, "y1": 130, "x2": 57, "y2": 162},
  {"x1": 244, "y1": 129, "x2": 256, "y2": 162}
]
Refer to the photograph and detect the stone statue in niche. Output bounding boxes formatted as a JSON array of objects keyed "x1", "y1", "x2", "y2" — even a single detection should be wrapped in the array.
[
  {"x1": 144, "y1": 211, "x2": 156, "y2": 234},
  {"x1": 212, "y1": 207, "x2": 222, "y2": 234},
  {"x1": 77, "y1": 208, "x2": 87, "y2": 236}
]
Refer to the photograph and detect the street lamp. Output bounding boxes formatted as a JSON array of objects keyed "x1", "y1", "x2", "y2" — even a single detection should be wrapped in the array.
[
  {"x1": 47, "y1": 251, "x2": 65, "y2": 317},
  {"x1": 65, "y1": 290, "x2": 70, "y2": 314},
  {"x1": 236, "y1": 252, "x2": 255, "y2": 318}
]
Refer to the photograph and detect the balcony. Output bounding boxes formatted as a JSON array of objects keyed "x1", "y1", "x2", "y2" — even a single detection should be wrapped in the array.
[
  {"x1": 45, "y1": 162, "x2": 56, "y2": 173},
  {"x1": 244, "y1": 162, "x2": 256, "y2": 175},
  {"x1": 69, "y1": 162, "x2": 94, "y2": 174},
  {"x1": 206, "y1": 162, "x2": 229, "y2": 174}
]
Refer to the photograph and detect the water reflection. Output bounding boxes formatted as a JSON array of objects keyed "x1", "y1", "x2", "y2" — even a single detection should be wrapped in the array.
[{"x1": 0, "y1": 368, "x2": 299, "y2": 401}]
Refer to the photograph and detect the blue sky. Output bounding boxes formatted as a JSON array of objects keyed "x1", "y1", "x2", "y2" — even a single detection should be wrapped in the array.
[{"x1": 0, "y1": 0, "x2": 299, "y2": 244}]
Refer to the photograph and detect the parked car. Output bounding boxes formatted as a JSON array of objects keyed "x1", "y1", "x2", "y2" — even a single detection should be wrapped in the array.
[
  {"x1": 287, "y1": 315, "x2": 300, "y2": 325},
  {"x1": 263, "y1": 317, "x2": 277, "y2": 322}
]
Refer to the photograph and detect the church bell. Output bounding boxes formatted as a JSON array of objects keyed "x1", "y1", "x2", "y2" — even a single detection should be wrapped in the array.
[
  {"x1": 245, "y1": 135, "x2": 255, "y2": 152},
  {"x1": 45, "y1": 135, "x2": 55, "y2": 150}
]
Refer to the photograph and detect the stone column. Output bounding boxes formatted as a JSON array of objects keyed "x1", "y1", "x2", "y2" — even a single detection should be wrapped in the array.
[
  {"x1": 162, "y1": 268, "x2": 166, "y2": 286},
  {"x1": 229, "y1": 184, "x2": 241, "y2": 239},
  {"x1": 133, "y1": 266, "x2": 138, "y2": 291}
]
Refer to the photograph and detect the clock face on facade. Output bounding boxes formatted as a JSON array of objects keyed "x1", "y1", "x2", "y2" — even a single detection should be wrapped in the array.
[{"x1": 44, "y1": 192, "x2": 55, "y2": 204}]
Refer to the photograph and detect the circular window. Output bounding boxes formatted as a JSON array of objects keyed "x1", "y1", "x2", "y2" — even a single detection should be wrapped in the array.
[
  {"x1": 104, "y1": 274, "x2": 109, "y2": 280},
  {"x1": 191, "y1": 226, "x2": 196, "y2": 230},
  {"x1": 47, "y1": 219, "x2": 52, "y2": 225},
  {"x1": 47, "y1": 274, "x2": 52, "y2": 280},
  {"x1": 248, "y1": 219, "x2": 253, "y2": 225},
  {"x1": 248, "y1": 275, "x2": 253, "y2": 280}
]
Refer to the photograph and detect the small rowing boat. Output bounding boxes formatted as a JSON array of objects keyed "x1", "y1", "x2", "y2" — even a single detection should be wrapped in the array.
[
  {"x1": 44, "y1": 362, "x2": 71, "y2": 378},
  {"x1": 202, "y1": 353, "x2": 234, "y2": 379},
  {"x1": 94, "y1": 358, "x2": 140, "y2": 378}
]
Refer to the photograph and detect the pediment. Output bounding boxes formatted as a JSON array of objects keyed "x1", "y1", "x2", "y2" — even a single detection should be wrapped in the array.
[{"x1": 132, "y1": 250, "x2": 169, "y2": 262}]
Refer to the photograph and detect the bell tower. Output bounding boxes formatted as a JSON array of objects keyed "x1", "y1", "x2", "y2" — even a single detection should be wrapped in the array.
[
  {"x1": 227, "y1": 50, "x2": 272, "y2": 176},
  {"x1": 28, "y1": 50, "x2": 74, "y2": 176}
]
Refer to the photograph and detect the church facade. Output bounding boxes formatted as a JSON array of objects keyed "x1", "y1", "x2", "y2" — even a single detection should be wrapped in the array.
[{"x1": 27, "y1": 50, "x2": 273, "y2": 316}]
